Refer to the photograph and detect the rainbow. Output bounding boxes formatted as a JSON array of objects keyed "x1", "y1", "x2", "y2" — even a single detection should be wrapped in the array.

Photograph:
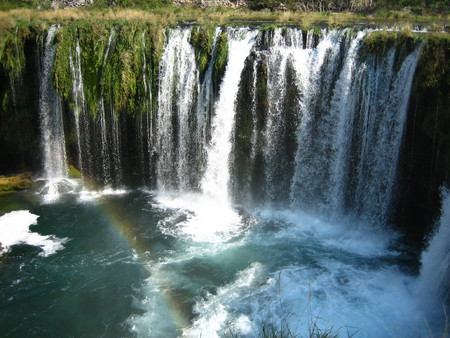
[{"x1": 94, "y1": 191, "x2": 190, "y2": 334}]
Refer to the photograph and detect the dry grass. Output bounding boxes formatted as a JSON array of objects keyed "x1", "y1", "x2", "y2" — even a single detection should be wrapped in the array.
[{"x1": 0, "y1": 6, "x2": 448, "y2": 35}]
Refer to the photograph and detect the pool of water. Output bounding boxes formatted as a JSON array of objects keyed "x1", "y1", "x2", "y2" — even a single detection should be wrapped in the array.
[{"x1": 0, "y1": 188, "x2": 445, "y2": 337}]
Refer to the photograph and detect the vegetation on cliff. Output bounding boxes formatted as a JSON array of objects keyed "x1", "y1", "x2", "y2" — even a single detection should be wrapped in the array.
[
  {"x1": 51, "y1": 21, "x2": 166, "y2": 117},
  {"x1": 190, "y1": 24, "x2": 216, "y2": 77}
]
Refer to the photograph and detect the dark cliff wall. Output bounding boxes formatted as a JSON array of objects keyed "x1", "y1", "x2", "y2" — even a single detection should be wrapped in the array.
[
  {"x1": 0, "y1": 28, "x2": 41, "y2": 174},
  {"x1": 398, "y1": 35, "x2": 450, "y2": 243}
]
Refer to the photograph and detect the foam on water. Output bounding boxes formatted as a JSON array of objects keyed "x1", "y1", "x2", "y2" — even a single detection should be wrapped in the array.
[
  {"x1": 256, "y1": 208, "x2": 399, "y2": 257},
  {"x1": 155, "y1": 192, "x2": 244, "y2": 243},
  {"x1": 415, "y1": 187, "x2": 450, "y2": 331},
  {"x1": 179, "y1": 211, "x2": 433, "y2": 338},
  {"x1": 38, "y1": 178, "x2": 80, "y2": 203},
  {"x1": 77, "y1": 186, "x2": 129, "y2": 202},
  {"x1": 182, "y1": 262, "x2": 265, "y2": 338},
  {"x1": 0, "y1": 210, "x2": 68, "y2": 256}
]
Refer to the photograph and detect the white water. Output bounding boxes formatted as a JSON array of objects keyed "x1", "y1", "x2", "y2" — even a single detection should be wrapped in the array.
[
  {"x1": 0, "y1": 210, "x2": 67, "y2": 256},
  {"x1": 178, "y1": 208, "x2": 439, "y2": 338},
  {"x1": 37, "y1": 25, "x2": 79, "y2": 202},
  {"x1": 201, "y1": 28, "x2": 258, "y2": 205},
  {"x1": 350, "y1": 44, "x2": 422, "y2": 225},
  {"x1": 97, "y1": 28, "x2": 123, "y2": 186},
  {"x1": 39, "y1": 25, "x2": 68, "y2": 179},
  {"x1": 154, "y1": 28, "x2": 258, "y2": 242},
  {"x1": 69, "y1": 38, "x2": 92, "y2": 178},
  {"x1": 156, "y1": 28, "x2": 199, "y2": 191},
  {"x1": 416, "y1": 188, "x2": 450, "y2": 329},
  {"x1": 263, "y1": 28, "x2": 305, "y2": 202},
  {"x1": 196, "y1": 27, "x2": 221, "y2": 174},
  {"x1": 124, "y1": 194, "x2": 449, "y2": 338},
  {"x1": 155, "y1": 192, "x2": 245, "y2": 243}
]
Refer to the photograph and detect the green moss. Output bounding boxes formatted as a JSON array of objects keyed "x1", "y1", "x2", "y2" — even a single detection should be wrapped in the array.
[
  {"x1": 0, "y1": 172, "x2": 33, "y2": 193},
  {"x1": 415, "y1": 34, "x2": 450, "y2": 89},
  {"x1": 68, "y1": 164, "x2": 82, "y2": 179},
  {"x1": 44, "y1": 21, "x2": 165, "y2": 119},
  {"x1": 2, "y1": 91, "x2": 9, "y2": 112},
  {"x1": 190, "y1": 24, "x2": 216, "y2": 77},
  {"x1": 363, "y1": 30, "x2": 398, "y2": 55},
  {"x1": 77, "y1": 22, "x2": 113, "y2": 117},
  {"x1": 0, "y1": 25, "x2": 32, "y2": 79},
  {"x1": 213, "y1": 31, "x2": 228, "y2": 83},
  {"x1": 362, "y1": 29, "x2": 419, "y2": 68},
  {"x1": 413, "y1": 34, "x2": 450, "y2": 168},
  {"x1": 101, "y1": 24, "x2": 139, "y2": 113},
  {"x1": 53, "y1": 25, "x2": 77, "y2": 102}
]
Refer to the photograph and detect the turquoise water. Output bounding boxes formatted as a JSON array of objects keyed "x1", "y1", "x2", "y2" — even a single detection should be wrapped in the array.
[{"x1": 0, "y1": 189, "x2": 445, "y2": 337}]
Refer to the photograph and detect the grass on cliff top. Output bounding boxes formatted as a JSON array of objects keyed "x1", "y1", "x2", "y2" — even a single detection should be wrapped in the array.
[{"x1": 0, "y1": 4, "x2": 448, "y2": 35}]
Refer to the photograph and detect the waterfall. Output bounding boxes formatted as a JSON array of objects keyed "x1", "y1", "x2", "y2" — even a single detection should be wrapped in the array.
[
  {"x1": 39, "y1": 24, "x2": 68, "y2": 179},
  {"x1": 262, "y1": 28, "x2": 305, "y2": 203},
  {"x1": 69, "y1": 38, "x2": 92, "y2": 178},
  {"x1": 201, "y1": 28, "x2": 257, "y2": 205},
  {"x1": 31, "y1": 25, "x2": 424, "y2": 226},
  {"x1": 195, "y1": 27, "x2": 221, "y2": 178},
  {"x1": 134, "y1": 31, "x2": 153, "y2": 186},
  {"x1": 97, "y1": 28, "x2": 122, "y2": 186},
  {"x1": 7, "y1": 23, "x2": 448, "y2": 337},
  {"x1": 282, "y1": 29, "x2": 421, "y2": 226},
  {"x1": 156, "y1": 27, "x2": 199, "y2": 191},
  {"x1": 348, "y1": 44, "x2": 421, "y2": 225},
  {"x1": 289, "y1": 29, "x2": 361, "y2": 215},
  {"x1": 416, "y1": 188, "x2": 450, "y2": 320}
]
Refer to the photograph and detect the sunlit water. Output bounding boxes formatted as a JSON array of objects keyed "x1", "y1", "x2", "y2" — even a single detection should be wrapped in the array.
[{"x1": 0, "y1": 189, "x2": 447, "y2": 337}]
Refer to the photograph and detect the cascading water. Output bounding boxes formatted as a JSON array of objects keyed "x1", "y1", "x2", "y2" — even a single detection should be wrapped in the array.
[
  {"x1": 97, "y1": 28, "x2": 123, "y2": 186},
  {"x1": 133, "y1": 31, "x2": 153, "y2": 186},
  {"x1": 416, "y1": 188, "x2": 450, "y2": 330},
  {"x1": 195, "y1": 27, "x2": 221, "y2": 176},
  {"x1": 156, "y1": 27, "x2": 199, "y2": 191},
  {"x1": 8, "y1": 25, "x2": 448, "y2": 338},
  {"x1": 201, "y1": 28, "x2": 258, "y2": 205},
  {"x1": 39, "y1": 24, "x2": 67, "y2": 179},
  {"x1": 348, "y1": 44, "x2": 422, "y2": 225},
  {"x1": 231, "y1": 28, "x2": 421, "y2": 226},
  {"x1": 154, "y1": 27, "x2": 258, "y2": 243},
  {"x1": 69, "y1": 38, "x2": 91, "y2": 178},
  {"x1": 262, "y1": 28, "x2": 303, "y2": 203}
]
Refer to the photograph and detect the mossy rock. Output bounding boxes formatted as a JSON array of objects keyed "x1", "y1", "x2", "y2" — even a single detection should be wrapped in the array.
[
  {"x1": 190, "y1": 25, "x2": 216, "y2": 78},
  {"x1": 415, "y1": 34, "x2": 450, "y2": 89},
  {"x1": 68, "y1": 165, "x2": 82, "y2": 179},
  {"x1": 0, "y1": 172, "x2": 33, "y2": 193}
]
